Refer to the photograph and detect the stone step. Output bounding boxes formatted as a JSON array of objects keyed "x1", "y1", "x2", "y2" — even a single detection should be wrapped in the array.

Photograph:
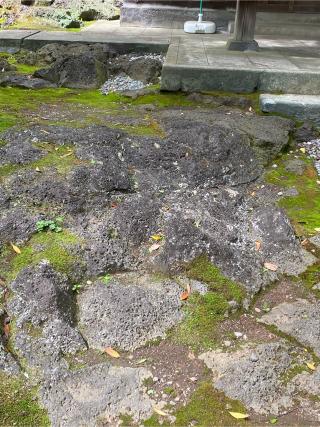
[{"x1": 260, "y1": 94, "x2": 320, "y2": 127}]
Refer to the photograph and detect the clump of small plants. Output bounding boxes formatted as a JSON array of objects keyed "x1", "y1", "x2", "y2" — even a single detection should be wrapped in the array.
[
  {"x1": 72, "y1": 283, "x2": 83, "y2": 294},
  {"x1": 36, "y1": 217, "x2": 63, "y2": 233}
]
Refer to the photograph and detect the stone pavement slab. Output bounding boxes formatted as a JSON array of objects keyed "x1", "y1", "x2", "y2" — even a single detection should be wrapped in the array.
[
  {"x1": 22, "y1": 30, "x2": 169, "y2": 53},
  {"x1": 260, "y1": 94, "x2": 320, "y2": 126},
  {"x1": 259, "y1": 299, "x2": 320, "y2": 357}
]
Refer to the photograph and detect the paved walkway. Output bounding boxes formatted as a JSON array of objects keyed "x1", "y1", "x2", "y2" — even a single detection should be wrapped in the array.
[{"x1": 1, "y1": 20, "x2": 320, "y2": 94}]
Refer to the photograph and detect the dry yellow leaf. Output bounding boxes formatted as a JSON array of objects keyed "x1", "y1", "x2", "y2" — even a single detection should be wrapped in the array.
[
  {"x1": 229, "y1": 411, "x2": 249, "y2": 419},
  {"x1": 299, "y1": 147, "x2": 306, "y2": 154},
  {"x1": 186, "y1": 283, "x2": 191, "y2": 295},
  {"x1": 151, "y1": 234, "x2": 163, "y2": 241},
  {"x1": 10, "y1": 243, "x2": 21, "y2": 254},
  {"x1": 306, "y1": 362, "x2": 316, "y2": 371},
  {"x1": 264, "y1": 262, "x2": 278, "y2": 272},
  {"x1": 255, "y1": 240, "x2": 261, "y2": 251},
  {"x1": 60, "y1": 152, "x2": 73, "y2": 158},
  {"x1": 104, "y1": 347, "x2": 120, "y2": 358},
  {"x1": 153, "y1": 407, "x2": 168, "y2": 417}
]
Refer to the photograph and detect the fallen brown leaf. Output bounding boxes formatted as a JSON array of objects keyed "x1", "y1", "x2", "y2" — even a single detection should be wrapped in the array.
[
  {"x1": 3, "y1": 322, "x2": 10, "y2": 339},
  {"x1": 180, "y1": 290, "x2": 189, "y2": 301},
  {"x1": 255, "y1": 240, "x2": 261, "y2": 251},
  {"x1": 264, "y1": 262, "x2": 278, "y2": 272}
]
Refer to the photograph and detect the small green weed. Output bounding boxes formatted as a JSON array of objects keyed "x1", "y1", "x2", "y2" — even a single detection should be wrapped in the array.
[
  {"x1": 36, "y1": 217, "x2": 63, "y2": 233},
  {"x1": 72, "y1": 283, "x2": 83, "y2": 294}
]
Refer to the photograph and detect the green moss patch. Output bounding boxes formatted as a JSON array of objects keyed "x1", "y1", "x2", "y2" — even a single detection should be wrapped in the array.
[
  {"x1": 0, "y1": 372, "x2": 49, "y2": 427},
  {"x1": 266, "y1": 155, "x2": 320, "y2": 236},
  {"x1": 0, "y1": 144, "x2": 83, "y2": 181},
  {"x1": 5, "y1": 231, "x2": 80, "y2": 281},
  {"x1": 0, "y1": 112, "x2": 18, "y2": 132},
  {"x1": 186, "y1": 255, "x2": 244, "y2": 302},
  {"x1": 174, "y1": 292, "x2": 229, "y2": 350},
  {"x1": 144, "y1": 382, "x2": 249, "y2": 426},
  {"x1": 172, "y1": 256, "x2": 244, "y2": 350},
  {"x1": 298, "y1": 262, "x2": 320, "y2": 297}
]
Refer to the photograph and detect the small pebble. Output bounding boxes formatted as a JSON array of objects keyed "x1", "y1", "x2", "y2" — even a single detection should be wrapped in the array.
[
  {"x1": 234, "y1": 331, "x2": 243, "y2": 339},
  {"x1": 250, "y1": 353, "x2": 259, "y2": 362}
]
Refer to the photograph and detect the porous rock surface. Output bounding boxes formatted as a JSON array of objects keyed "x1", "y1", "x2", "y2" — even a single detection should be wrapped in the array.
[
  {"x1": 0, "y1": 110, "x2": 314, "y2": 293},
  {"x1": 199, "y1": 342, "x2": 296, "y2": 415},
  {"x1": 78, "y1": 274, "x2": 183, "y2": 350},
  {"x1": 7, "y1": 261, "x2": 86, "y2": 372},
  {"x1": 260, "y1": 299, "x2": 320, "y2": 356},
  {"x1": 295, "y1": 366, "x2": 320, "y2": 396},
  {"x1": 40, "y1": 364, "x2": 154, "y2": 427},
  {"x1": 1, "y1": 93, "x2": 319, "y2": 424},
  {"x1": 0, "y1": 342, "x2": 20, "y2": 375}
]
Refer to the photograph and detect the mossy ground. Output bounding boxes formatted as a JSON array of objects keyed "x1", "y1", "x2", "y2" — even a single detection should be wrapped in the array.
[
  {"x1": 2, "y1": 230, "x2": 80, "y2": 281},
  {"x1": 0, "y1": 143, "x2": 86, "y2": 182},
  {"x1": 172, "y1": 256, "x2": 245, "y2": 351},
  {"x1": 0, "y1": 372, "x2": 49, "y2": 427},
  {"x1": 266, "y1": 154, "x2": 320, "y2": 236},
  {"x1": 144, "y1": 382, "x2": 249, "y2": 427},
  {"x1": 295, "y1": 263, "x2": 320, "y2": 298}
]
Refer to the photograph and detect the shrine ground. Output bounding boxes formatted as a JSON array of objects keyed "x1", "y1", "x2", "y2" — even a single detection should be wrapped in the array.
[
  {"x1": 0, "y1": 21, "x2": 320, "y2": 427},
  {"x1": 0, "y1": 81, "x2": 320, "y2": 425}
]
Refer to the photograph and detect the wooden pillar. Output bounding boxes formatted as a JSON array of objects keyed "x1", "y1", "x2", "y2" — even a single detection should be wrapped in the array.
[{"x1": 227, "y1": 0, "x2": 259, "y2": 51}]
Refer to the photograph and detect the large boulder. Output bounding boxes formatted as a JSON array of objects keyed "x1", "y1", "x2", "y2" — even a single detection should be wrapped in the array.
[
  {"x1": 34, "y1": 51, "x2": 109, "y2": 88},
  {"x1": 1, "y1": 113, "x2": 314, "y2": 295}
]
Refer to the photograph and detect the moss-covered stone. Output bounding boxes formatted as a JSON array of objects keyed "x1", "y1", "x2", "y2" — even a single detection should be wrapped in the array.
[
  {"x1": 0, "y1": 144, "x2": 84, "y2": 181},
  {"x1": 297, "y1": 262, "x2": 320, "y2": 298},
  {"x1": 173, "y1": 292, "x2": 229, "y2": 350},
  {"x1": 144, "y1": 382, "x2": 249, "y2": 426},
  {"x1": 266, "y1": 155, "x2": 320, "y2": 236},
  {"x1": 186, "y1": 255, "x2": 245, "y2": 302},
  {"x1": 5, "y1": 230, "x2": 80, "y2": 281},
  {"x1": 171, "y1": 256, "x2": 244, "y2": 350},
  {"x1": 0, "y1": 372, "x2": 49, "y2": 427}
]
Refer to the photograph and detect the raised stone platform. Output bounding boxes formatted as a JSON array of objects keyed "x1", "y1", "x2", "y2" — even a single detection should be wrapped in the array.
[
  {"x1": 1, "y1": 23, "x2": 320, "y2": 95},
  {"x1": 161, "y1": 35, "x2": 320, "y2": 94}
]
